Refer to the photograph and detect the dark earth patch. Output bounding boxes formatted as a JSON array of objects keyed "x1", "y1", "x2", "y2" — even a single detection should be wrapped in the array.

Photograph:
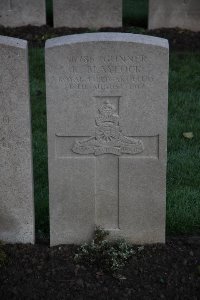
[
  {"x1": 0, "y1": 237, "x2": 199, "y2": 300},
  {"x1": 0, "y1": 25, "x2": 199, "y2": 51}
]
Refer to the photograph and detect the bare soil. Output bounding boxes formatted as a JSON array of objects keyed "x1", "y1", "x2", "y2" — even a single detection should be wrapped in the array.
[
  {"x1": 0, "y1": 237, "x2": 199, "y2": 300},
  {"x1": 0, "y1": 25, "x2": 199, "y2": 51}
]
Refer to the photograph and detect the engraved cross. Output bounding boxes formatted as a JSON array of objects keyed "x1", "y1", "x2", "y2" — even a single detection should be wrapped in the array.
[{"x1": 56, "y1": 96, "x2": 158, "y2": 231}]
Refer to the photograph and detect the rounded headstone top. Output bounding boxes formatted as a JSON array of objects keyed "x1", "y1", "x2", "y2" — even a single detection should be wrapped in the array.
[
  {"x1": 0, "y1": 35, "x2": 27, "y2": 49},
  {"x1": 45, "y1": 33, "x2": 169, "y2": 49}
]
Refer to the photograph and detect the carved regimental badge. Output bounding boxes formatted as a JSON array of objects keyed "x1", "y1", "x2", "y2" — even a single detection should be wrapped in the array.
[{"x1": 72, "y1": 101, "x2": 144, "y2": 156}]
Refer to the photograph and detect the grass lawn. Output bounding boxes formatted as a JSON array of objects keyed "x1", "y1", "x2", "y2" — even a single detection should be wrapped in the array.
[
  {"x1": 29, "y1": 48, "x2": 200, "y2": 238},
  {"x1": 167, "y1": 53, "x2": 200, "y2": 234},
  {"x1": 29, "y1": 49, "x2": 49, "y2": 237}
]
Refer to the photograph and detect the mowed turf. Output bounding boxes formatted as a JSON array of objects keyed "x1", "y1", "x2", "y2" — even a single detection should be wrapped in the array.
[
  {"x1": 167, "y1": 53, "x2": 200, "y2": 234},
  {"x1": 29, "y1": 48, "x2": 200, "y2": 238}
]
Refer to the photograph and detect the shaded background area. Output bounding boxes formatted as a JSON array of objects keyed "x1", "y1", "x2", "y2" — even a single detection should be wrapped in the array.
[
  {"x1": 123, "y1": 0, "x2": 148, "y2": 27},
  {"x1": 46, "y1": 0, "x2": 53, "y2": 26},
  {"x1": 46, "y1": 0, "x2": 149, "y2": 27}
]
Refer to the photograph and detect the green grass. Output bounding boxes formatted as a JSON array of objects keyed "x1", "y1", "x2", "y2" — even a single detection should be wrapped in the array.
[
  {"x1": 45, "y1": 0, "x2": 148, "y2": 27},
  {"x1": 29, "y1": 49, "x2": 49, "y2": 237},
  {"x1": 167, "y1": 53, "x2": 200, "y2": 234},
  {"x1": 46, "y1": 0, "x2": 53, "y2": 26},
  {"x1": 123, "y1": 0, "x2": 148, "y2": 27},
  {"x1": 29, "y1": 49, "x2": 200, "y2": 238}
]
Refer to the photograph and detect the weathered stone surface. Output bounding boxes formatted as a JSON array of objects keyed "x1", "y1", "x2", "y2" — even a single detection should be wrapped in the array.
[
  {"x1": 46, "y1": 33, "x2": 169, "y2": 246},
  {"x1": 0, "y1": 36, "x2": 34, "y2": 243},
  {"x1": 149, "y1": 0, "x2": 200, "y2": 31},
  {"x1": 53, "y1": 0, "x2": 122, "y2": 28},
  {"x1": 0, "y1": 0, "x2": 46, "y2": 27}
]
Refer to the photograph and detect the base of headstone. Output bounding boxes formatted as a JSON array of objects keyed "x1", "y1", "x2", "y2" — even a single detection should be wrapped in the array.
[
  {"x1": 149, "y1": 0, "x2": 200, "y2": 32},
  {"x1": 0, "y1": 0, "x2": 46, "y2": 27},
  {"x1": 53, "y1": 0, "x2": 122, "y2": 28}
]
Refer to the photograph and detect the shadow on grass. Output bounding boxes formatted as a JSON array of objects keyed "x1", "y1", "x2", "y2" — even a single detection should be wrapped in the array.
[
  {"x1": 29, "y1": 48, "x2": 49, "y2": 239},
  {"x1": 46, "y1": 0, "x2": 53, "y2": 27}
]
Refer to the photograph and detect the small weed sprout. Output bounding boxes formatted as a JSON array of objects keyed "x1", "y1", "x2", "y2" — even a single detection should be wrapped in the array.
[{"x1": 74, "y1": 227, "x2": 134, "y2": 274}]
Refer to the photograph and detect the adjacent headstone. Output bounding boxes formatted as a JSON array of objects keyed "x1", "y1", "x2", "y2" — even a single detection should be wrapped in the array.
[
  {"x1": 53, "y1": 0, "x2": 122, "y2": 28},
  {"x1": 46, "y1": 33, "x2": 169, "y2": 246},
  {"x1": 149, "y1": 0, "x2": 200, "y2": 31},
  {"x1": 0, "y1": 0, "x2": 46, "y2": 27},
  {"x1": 0, "y1": 36, "x2": 34, "y2": 244}
]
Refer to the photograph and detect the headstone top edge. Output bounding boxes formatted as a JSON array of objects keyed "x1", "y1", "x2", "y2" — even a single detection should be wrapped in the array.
[
  {"x1": 0, "y1": 35, "x2": 27, "y2": 49},
  {"x1": 45, "y1": 33, "x2": 169, "y2": 50}
]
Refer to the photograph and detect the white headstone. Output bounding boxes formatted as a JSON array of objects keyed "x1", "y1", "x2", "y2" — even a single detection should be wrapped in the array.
[
  {"x1": 53, "y1": 0, "x2": 122, "y2": 28},
  {"x1": 0, "y1": 0, "x2": 46, "y2": 27},
  {"x1": 149, "y1": 0, "x2": 200, "y2": 31},
  {"x1": 46, "y1": 33, "x2": 169, "y2": 246},
  {"x1": 0, "y1": 36, "x2": 34, "y2": 244}
]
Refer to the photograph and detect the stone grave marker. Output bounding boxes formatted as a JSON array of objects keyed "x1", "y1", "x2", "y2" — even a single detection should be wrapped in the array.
[
  {"x1": 149, "y1": 0, "x2": 200, "y2": 31},
  {"x1": 53, "y1": 0, "x2": 122, "y2": 28},
  {"x1": 0, "y1": 0, "x2": 46, "y2": 27},
  {"x1": 0, "y1": 36, "x2": 34, "y2": 243},
  {"x1": 46, "y1": 33, "x2": 169, "y2": 246}
]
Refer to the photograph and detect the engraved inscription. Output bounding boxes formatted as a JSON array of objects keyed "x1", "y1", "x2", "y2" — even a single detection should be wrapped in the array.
[
  {"x1": 72, "y1": 101, "x2": 144, "y2": 156},
  {"x1": 56, "y1": 55, "x2": 154, "y2": 90}
]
